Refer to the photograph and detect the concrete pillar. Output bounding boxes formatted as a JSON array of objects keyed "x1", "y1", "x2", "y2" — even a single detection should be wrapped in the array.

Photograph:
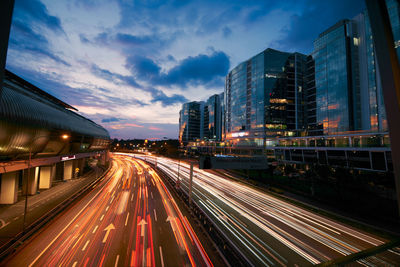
[
  {"x1": 0, "y1": 171, "x2": 19, "y2": 204},
  {"x1": 22, "y1": 167, "x2": 39, "y2": 195},
  {"x1": 78, "y1": 158, "x2": 85, "y2": 176},
  {"x1": 39, "y1": 165, "x2": 53, "y2": 189},
  {"x1": 63, "y1": 160, "x2": 73, "y2": 180}
]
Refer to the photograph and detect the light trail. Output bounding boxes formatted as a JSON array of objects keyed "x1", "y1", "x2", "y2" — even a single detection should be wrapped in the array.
[
  {"x1": 5, "y1": 155, "x2": 213, "y2": 267},
  {"x1": 130, "y1": 153, "x2": 397, "y2": 266}
]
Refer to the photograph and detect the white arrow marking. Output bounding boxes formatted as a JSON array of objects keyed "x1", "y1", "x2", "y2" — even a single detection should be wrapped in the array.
[
  {"x1": 0, "y1": 219, "x2": 10, "y2": 229},
  {"x1": 102, "y1": 223, "x2": 115, "y2": 243},
  {"x1": 138, "y1": 219, "x2": 147, "y2": 237}
]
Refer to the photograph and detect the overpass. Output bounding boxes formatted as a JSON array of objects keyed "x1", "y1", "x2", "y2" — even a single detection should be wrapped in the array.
[
  {"x1": 184, "y1": 131, "x2": 393, "y2": 173},
  {"x1": 0, "y1": 70, "x2": 110, "y2": 204}
]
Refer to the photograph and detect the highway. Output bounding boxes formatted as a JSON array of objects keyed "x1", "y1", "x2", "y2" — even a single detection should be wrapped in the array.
[
  {"x1": 3, "y1": 155, "x2": 212, "y2": 267},
  {"x1": 133, "y1": 154, "x2": 400, "y2": 266}
]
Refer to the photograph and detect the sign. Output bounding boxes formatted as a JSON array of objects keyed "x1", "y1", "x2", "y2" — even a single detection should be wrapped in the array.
[
  {"x1": 61, "y1": 155, "x2": 76, "y2": 161},
  {"x1": 199, "y1": 155, "x2": 268, "y2": 170}
]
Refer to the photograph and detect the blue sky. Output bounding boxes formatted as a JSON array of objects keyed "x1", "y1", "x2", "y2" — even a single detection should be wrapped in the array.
[{"x1": 6, "y1": 0, "x2": 364, "y2": 139}]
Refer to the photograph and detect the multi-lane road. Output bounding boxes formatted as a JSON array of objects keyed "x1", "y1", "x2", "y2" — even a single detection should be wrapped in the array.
[
  {"x1": 4, "y1": 155, "x2": 212, "y2": 267},
  {"x1": 133, "y1": 154, "x2": 400, "y2": 266}
]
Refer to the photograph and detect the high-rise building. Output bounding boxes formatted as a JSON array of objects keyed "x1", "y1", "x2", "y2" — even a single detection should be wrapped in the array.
[
  {"x1": 310, "y1": 12, "x2": 390, "y2": 136},
  {"x1": 179, "y1": 101, "x2": 204, "y2": 144},
  {"x1": 203, "y1": 94, "x2": 224, "y2": 141},
  {"x1": 312, "y1": 20, "x2": 360, "y2": 135},
  {"x1": 224, "y1": 48, "x2": 307, "y2": 146}
]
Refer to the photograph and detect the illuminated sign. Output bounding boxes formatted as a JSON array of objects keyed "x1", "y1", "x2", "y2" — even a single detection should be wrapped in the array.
[
  {"x1": 231, "y1": 132, "x2": 249, "y2": 138},
  {"x1": 61, "y1": 155, "x2": 76, "y2": 161}
]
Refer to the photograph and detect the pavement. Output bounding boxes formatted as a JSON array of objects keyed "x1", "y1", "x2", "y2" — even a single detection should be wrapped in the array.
[
  {"x1": 3, "y1": 155, "x2": 213, "y2": 267},
  {"x1": 134, "y1": 154, "x2": 400, "y2": 266},
  {"x1": 0, "y1": 167, "x2": 103, "y2": 247}
]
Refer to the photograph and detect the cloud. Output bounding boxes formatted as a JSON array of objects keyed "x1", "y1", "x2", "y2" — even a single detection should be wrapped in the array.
[
  {"x1": 149, "y1": 89, "x2": 188, "y2": 107},
  {"x1": 90, "y1": 64, "x2": 141, "y2": 88},
  {"x1": 273, "y1": 0, "x2": 365, "y2": 54},
  {"x1": 14, "y1": 0, "x2": 64, "y2": 33},
  {"x1": 90, "y1": 64, "x2": 187, "y2": 106},
  {"x1": 101, "y1": 117, "x2": 120, "y2": 123},
  {"x1": 126, "y1": 55, "x2": 161, "y2": 81},
  {"x1": 126, "y1": 50, "x2": 230, "y2": 88}
]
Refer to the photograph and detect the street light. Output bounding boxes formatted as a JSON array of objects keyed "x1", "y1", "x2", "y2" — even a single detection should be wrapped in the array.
[{"x1": 22, "y1": 133, "x2": 70, "y2": 233}]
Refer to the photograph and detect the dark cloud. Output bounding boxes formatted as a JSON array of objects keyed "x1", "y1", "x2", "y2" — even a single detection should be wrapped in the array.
[
  {"x1": 14, "y1": 0, "x2": 64, "y2": 33},
  {"x1": 126, "y1": 51, "x2": 230, "y2": 88},
  {"x1": 115, "y1": 33, "x2": 154, "y2": 46},
  {"x1": 102, "y1": 117, "x2": 121, "y2": 123},
  {"x1": 90, "y1": 64, "x2": 186, "y2": 106},
  {"x1": 274, "y1": 0, "x2": 365, "y2": 54},
  {"x1": 126, "y1": 55, "x2": 161, "y2": 80},
  {"x1": 149, "y1": 88, "x2": 188, "y2": 107}
]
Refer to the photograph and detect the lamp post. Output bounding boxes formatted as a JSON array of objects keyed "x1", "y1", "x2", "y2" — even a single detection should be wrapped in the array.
[{"x1": 22, "y1": 134, "x2": 70, "y2": 233}]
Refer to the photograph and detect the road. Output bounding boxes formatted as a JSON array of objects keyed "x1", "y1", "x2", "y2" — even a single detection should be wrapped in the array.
[
  {"x1": 133, "y1": 154, "x2": 400, "y2": 266},
  {"x1": 3, "y1": 155, "x2": 212, "y2": 267}
]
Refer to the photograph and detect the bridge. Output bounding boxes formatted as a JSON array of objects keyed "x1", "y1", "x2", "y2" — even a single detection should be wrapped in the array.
[
  {"x1": 0, "y1": 70, "x2": 110, "y2": 204},
  {"x1": 184, "y1": 131, "x2": 392, "y2": 173}
]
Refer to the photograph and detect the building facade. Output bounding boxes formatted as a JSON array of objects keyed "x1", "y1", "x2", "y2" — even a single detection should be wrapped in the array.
[
  {"x1": 203, "y1": 93, "x2": 224, "y2": 141},
  {"x1": 179, "y1": 101, "x2": 204, "y2": 144},
  {"x1": 224, "y1": 48, "x2": 307, "y2": 146}
]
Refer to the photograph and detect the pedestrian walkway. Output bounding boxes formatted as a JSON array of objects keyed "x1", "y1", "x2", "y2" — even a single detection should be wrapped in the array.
[{"x1": 0, "y1": 167, "x2": 104, "y2": 247}]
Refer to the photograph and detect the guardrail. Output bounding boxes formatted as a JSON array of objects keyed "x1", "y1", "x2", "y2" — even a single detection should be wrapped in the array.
[{"x1": 0, "y1": 165, "x2": 111, "y2": 262}]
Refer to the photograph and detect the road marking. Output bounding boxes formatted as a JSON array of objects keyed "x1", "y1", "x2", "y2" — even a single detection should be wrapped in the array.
[
  {"x1": 115, "y1": 254, "x2": 120, "y2": 267},
  {"x1": 153, "y1": 209, "x2": 157, "y2": 222},
  {"x1": 138, "y1": 219, "x2": 147, "y2": 236},
  {"x1": 110, "y1": 195, "x2": 115, "y2": 204},
  {"x1": 92, "y1": 225, "x2": 98, "y2": 234},
  {"x1": 106, "y1": 205, "x2": 109, "y2": 211},
  {"x1": 131, "y1": 193, "x2": 134, "y2": 201},
  {"x1": 150, "y1": 192, "x2": 153, "y2": 199},
  {"x1": 159, "y1": 246, "x2": 165, "y2": 267},
  {"x1": 82, "y1": 240, "x2": 90, "y2": 251},
  {"x1": 28, "y1": 183, "x2": 107, "y2": 267},
  {"x1": 103, "y1": 223, "x2": 115, "y2": 243},
  {"x1": 100, "y1": 214, "x2": 104, "y2": 221},
  {"x1": 72, "y1": 261, "x2": 77, "y2": 267},
  {"x1": 125, "y1": 212, "x2": 130, "y2": 226}
]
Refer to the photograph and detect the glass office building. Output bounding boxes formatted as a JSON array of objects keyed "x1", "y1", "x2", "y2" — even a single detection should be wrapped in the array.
[
  {"x1": 225, "y1": 48, "x2": 307, "y2": 146},
  {"x1": 311, "y1": 13, "x2": 390, "y2": 136},
  {"x1": 179, "y1": 101, "x2": 204, "y2": 144},
  {"x1": 203, "y1": 93, "x2": 224, "y2": 141},
  {"x1": 313, "y1": 20, "x2": 357, "y2": 135}
]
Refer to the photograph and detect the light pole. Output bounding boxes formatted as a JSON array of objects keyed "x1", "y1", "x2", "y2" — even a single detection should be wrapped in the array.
[{"x1": 22, "y1": 134, "x2": 70, "y2": 233}]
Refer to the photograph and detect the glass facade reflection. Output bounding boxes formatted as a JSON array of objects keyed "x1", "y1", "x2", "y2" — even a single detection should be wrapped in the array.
[
  {"x1": 179, "y1": 101, "x2": 204, "y2": 144},
  {"x1": 313, "y1": 20, "x2": 354, "y2": 135},
  {"x1": 203, "y1": 94, "x2": 223, "y2": 141},
  {"x1": 225, "y1": 48, "x2": 307, "y2": 146}
]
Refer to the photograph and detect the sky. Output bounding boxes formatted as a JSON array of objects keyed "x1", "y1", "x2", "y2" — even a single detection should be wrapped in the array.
[{"x1": 6, "y1": 0, "x2": 365, "y2": 139}]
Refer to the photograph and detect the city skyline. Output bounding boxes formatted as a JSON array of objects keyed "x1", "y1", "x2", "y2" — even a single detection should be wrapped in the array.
[{"x1": 6, "y1": 0, "x2": 364, "y2": 139}]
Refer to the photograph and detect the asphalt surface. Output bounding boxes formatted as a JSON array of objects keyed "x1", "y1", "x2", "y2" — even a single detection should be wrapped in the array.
[
  {"x1": 0, "y1": 168, "x2": 101, "y2": 248},
  {"x1": 132, "y1": 154, "x2": 400, "y2": 266},
  {"x1": 3, "y1": 155, "x2": 212, "y2": 267}
]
